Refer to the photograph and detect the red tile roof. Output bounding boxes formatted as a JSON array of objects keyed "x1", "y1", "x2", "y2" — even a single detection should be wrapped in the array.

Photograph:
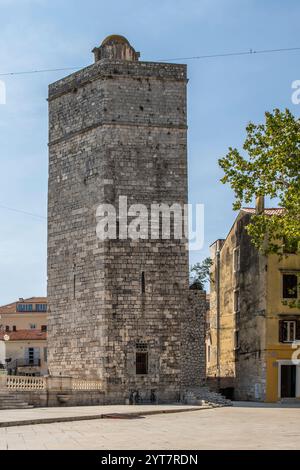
[
  {"x1": 0, "y1": 330, "x2": 47, "y2": 341},
  {"x1": 242, "y1": 208, "x2": 285, "y2": 216},
  {"x1": 0, "y1": 297, "x2": 47, "y2": 315}
]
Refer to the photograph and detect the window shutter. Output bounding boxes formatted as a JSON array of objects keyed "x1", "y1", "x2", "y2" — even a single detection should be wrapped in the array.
[
  {"x1": 24, "y1": 348, "x2": 30, "y2": 361},
  {"x1": 279, "y1": 320, "x2": 284, "y2": 343},
  {"x1": 296, "y1": 320, "x2": 300, "y2": 341}
]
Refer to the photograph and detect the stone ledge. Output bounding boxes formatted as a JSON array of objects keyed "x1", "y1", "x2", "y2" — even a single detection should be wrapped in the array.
[{"x1": 0, "y1": 405, "x2": 210, "y2": 428}]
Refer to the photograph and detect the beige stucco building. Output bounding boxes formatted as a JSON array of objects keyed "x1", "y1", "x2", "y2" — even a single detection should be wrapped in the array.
[
  {"x1": 0, "y1": 297, "x2": 48, "y2": 376},
  {"x1": 207, "y1": 203, "x2": 300, "y2": 402}
]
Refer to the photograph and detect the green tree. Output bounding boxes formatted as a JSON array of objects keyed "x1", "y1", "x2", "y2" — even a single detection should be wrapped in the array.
[
  {"x1": 219, "y1": 108, "x2": 300, "y2": 255},
  {"x1": 190, "y1": 257, "x2": 212, "y2": 290}
]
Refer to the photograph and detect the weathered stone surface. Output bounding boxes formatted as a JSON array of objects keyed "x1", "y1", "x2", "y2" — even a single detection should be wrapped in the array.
[{"x1": 47, "y1": 37, "x2": 206, "y2": 404}]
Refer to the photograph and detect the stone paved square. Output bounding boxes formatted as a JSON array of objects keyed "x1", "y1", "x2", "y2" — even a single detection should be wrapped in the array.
[{"x1": 0, "y1": 403, "x2": 299, "y2": 450}]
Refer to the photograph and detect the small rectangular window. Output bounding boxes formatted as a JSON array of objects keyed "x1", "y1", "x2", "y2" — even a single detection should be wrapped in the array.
[
  {"x1": 136, "y1": 342, "x2": 148, "y2": 375},
  {"x1": 282, "y1": 274, "x2": 298, "y2": 299},
  {"x1": 234, "y1": 330, "x2": 240, "y2": 350},
  {"x1": 29, "y1": 324, "x2": 37, "y2": 330},
  {"x1": 13, "y1": 326, "x2": 17, "y2": 332},
  {"x1": 5, "y1": 326, "x2": 10, "y2": 332},
  {"x1": 136, "y1": 352, "x2": 148, "y2": 375},
  {"x1": 41, "y1": 325, "x2": 47, "y2": 332},
  {"x1": 280, "y1": 320, "x2": 297, "y2": 343}
]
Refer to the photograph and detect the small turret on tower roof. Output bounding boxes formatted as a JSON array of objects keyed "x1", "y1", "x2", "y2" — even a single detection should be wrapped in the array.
[{"x1": 92, "y1": 35, "x2": 140, "y2": 62}]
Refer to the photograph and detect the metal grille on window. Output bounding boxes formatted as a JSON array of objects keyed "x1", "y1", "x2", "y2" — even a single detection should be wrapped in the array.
[{"x1": 136, "y1": 342, "x2": 148, "y2": 375}]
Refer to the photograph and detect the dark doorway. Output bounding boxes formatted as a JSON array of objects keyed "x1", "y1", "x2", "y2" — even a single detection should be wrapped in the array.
[{"x1": 281, "y1": 365, "x2": 296, "y2": 398}]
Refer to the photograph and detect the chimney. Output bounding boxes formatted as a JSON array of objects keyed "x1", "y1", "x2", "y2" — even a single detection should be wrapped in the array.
[{"x1": 255, "y1": 196, "x2": 265, "y2": 215}]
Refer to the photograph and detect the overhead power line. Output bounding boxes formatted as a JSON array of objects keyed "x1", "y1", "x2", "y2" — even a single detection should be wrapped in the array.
[
  {"x1": 158, "y1": 46, "x2": 300, "y2": 62},
  {"x1": 0, "y1": 46, "x2": 300, "y2": 77},
  {"x1": 0, "y1": 204, "x2": 46, "y2": 220}
]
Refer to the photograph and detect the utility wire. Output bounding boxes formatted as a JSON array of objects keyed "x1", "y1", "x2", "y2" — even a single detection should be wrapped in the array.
[
  {"x1": 0, "y1": 204, "x2": 46, "y2": 220},
  {"x1": 1, "y1": 44, "x2": 299, "y2": 220},
  {"x1": 0, "y1": 66, "x2": 84, "y2": 77},
  {"x1": 0, "y1": 46, "x2": 300, "y2": 77},
  {"x1": 158, "y1": 46, "x2": 300, "y2": 62}
]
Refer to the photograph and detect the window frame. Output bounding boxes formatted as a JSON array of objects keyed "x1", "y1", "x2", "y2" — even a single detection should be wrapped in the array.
[
  {"x1": 136, "y1": 351, "x2": 148, "y2": 375},
  {"x1": 281, "y1": 320, "x2": 297, "y2": 343},
  {"x1": 282, "y1": 273, "x2": 299, "y2": 300}
]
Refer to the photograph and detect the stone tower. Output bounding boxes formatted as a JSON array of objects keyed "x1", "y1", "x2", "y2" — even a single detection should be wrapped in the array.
[{"x1": 47, "y1": 35, "x2": 205, "y2": 403}]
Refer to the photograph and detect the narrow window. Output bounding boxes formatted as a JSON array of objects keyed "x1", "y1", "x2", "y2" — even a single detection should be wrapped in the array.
[
  {"x1": 234, "y1": 290, "x2": 240, "y2": 313},
  {"x1": 234, "y1": 330, "x2": 240, "y2": 350},
  {"x1": 207, "y1": 344, "x2": 211, "y2": 363},
  {"x1": 29, "y1": 323, "x2": 36, "y2": 330},
  {"x1": 12, "y1": 326, "x2": 17, "y2": 332},
  {"x1": 233, "y1": 247, "x2": 240, "y2": 272},
  {"x1": 136, "y1": 343, "x2": 148, "y2": 375},
  {"x1": 282, "y1": 274, "x2": 298, "y2": 299},
  {"x1": 141, "y1": 272, "x2": 146, "y2": 294},
  {"x1": 41, "y1": 325, "x2": 47, "y2": 332},
  {"x1": 5, "y1": 326, "x2": 10, "y2": 332}
]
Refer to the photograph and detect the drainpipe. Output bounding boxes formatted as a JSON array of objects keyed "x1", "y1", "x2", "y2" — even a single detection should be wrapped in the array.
[{"x1": 216, "y1": 245, "x2": 221, "y2": 391}]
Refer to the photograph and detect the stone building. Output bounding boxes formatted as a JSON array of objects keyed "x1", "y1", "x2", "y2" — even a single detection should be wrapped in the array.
[
  {"x1": 47, "y1": 35, "x2": 207, "y2": 404},
  {"x1": 0, "y1": 297, "x2": 48, "y2": 376},
  {"x1": 207, "y1": 198, "x2": 300, "y2": 402}
]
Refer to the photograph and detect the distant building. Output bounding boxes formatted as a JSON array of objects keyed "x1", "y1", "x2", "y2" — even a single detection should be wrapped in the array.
[
  {"x1": 207, "y1": 199, "x2": 300, "y2": 402},
  {"x1": 0, "y1": 297, "x2": 47, "y2": 376}
]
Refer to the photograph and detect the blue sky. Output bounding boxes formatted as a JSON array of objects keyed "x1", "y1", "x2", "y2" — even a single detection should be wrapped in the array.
[{"x1": 0, "y1": 0, "x2": 299, "y2": 304}]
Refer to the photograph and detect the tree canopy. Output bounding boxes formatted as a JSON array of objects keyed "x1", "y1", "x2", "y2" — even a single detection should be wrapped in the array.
[
  {"x1": 219, "y1": 108, "x2": 300, "y2": 255},
  {"x1": 190, "y1": 257, "x2": 212, "y2": 290}
]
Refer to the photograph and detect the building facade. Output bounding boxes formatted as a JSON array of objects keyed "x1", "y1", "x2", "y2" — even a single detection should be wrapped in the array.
[
  {"x1": 207, "y1": 203, "x2": 300, "y2": 402},
  {"x1": 0, "y1": 297, "x2": 47, "y2": 376},
  {"x1": 47, "y1": 35, "x2": 206, "y2": 403}
]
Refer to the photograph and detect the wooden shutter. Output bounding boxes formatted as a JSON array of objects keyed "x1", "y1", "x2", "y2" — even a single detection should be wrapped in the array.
[
  {"x1": 24, "y1": 348, "x2": 30, "y2": 362},
  {"x1": 279, "y1": 320, "x2": 285, "y2": 343},
  {"x1": 296, "y1": 320, "x2": 300, "y2": 341}
]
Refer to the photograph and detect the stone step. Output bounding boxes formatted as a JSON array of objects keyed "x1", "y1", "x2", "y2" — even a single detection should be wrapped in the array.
[
  {"x1": 0, "y1": 404, "x2": 34, "y2": 410},
  {"x1": 0, "y1": 400, "x2": 32, "y2": 405},
  {"x1": 0, "y1": 392, "x2": 33, "y2": 409}
]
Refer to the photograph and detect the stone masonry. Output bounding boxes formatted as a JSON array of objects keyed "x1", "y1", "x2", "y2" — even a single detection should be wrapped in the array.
[{"x1": 47, "y1": 35, "x2": 206, "y2": 404}]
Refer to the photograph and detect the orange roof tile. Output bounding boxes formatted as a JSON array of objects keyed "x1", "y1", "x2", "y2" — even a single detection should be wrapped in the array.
[
  {"x1": 241, "y1": 208, "x2": 285, "y2": 216},
  {"x1": 0, "y1": 330, "x2": 47, "y2": 341},
  {"x1": 0, "y1": 297, "x2": 47, "y2": 315}
]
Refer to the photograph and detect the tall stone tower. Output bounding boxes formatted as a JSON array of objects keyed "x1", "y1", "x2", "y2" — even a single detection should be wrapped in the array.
[{"x1": 47, "y1": 35, "x2": 205, "y2": 403}]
